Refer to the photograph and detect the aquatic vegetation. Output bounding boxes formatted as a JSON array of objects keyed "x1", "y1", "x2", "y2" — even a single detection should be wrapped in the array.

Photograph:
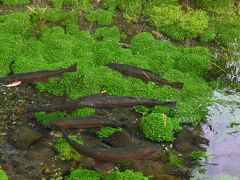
[
  {"x1": 35, "y1": 111, "x2": 65, "y2": 127},
  {"x1": 96, "y1": 127, "x2": 122, "y2": 138},
  {"x1": 179, "y1": 10, "x2": 209, "y2": 38},
  {"x1": 105, "y1": 170, "x2": 150, "y2": 180},
  {"x1": 0, "y1": 0, "x2": 30, "y2": 6},
  {"x1": 86, "y1": 9, "x2": 114, "y2": 25},
  {"x1": 140, "y1": 113, "x2": 182, "y2": 142},
  {"x1": 94, "y1": 26, "x2": 126, "y2": 41},
  {"x1": 35, "y1": 108, "x2": 95, "y2": 127},
  {"x1": 66, "y1": 168, "x2": 102, "y2": 180},
  {"x1": 53, "y1": 136, "x2": 84, "y2": 161},
  {"x1": 193, "y1": 0, "x2": 232, "y2": 14},
  {"x1": 0, "y1": 169, "x2": 8, "y2": 180},
  {"x1": 191, "y1": 150, "x2": 209, "y2": 165},
  {"x1": 167, "y1": 153, "x2": 183, "y2": 168},
  {"x1": 145, "y1": 4, "x2": 209, "y2": 40},
  {"x1": 69, "y1": 108, "x2": 96, "y2": 117},
  {"x1": 119, "y1": 0, "x2": 142, "y2": 22}
]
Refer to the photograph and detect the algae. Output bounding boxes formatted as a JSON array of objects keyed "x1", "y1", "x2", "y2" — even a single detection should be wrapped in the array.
[
  {"x1": 66, "y1": 168, "x2": 102, "y2": 180},
  {"x1": 0, "y1": 169, "x2": 8, "y2": 180},
  {"x1": 96, "y1": 127, "x2": 122, "y2": 138},
  {"x1": 53, "y1": 136, "x2": 84, "y2": 161}
]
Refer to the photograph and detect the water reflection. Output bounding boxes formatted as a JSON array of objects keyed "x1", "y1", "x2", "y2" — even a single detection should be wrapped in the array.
[{"x1": 192, "y1": 90, "x2": 240, "y2": 179}]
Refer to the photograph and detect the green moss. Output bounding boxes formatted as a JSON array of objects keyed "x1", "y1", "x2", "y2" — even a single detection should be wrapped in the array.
[
  {"x1": 86, "y1": 9, "x2": 114, "y2": 25},
  {"x1": 140, "y1": 113, "x2": 182, "y2": 142},
  {"x1": 179, "y1": 10, "x2": 209, "y2": 38},
  {"x1": 53, "y1": 136, "x2": 84, "y2": 161},
  {"x1": 69, "y1": 108, "x2": 96, "y2": 117},
  {"x1": 94, "y1": 26, "x2": 126, "y2": 41},
  {"x1": 146, "y1": 5, "x2": 181, "y2": 28},
  {"x1": 119, "y1": 0, "x2": 142, "y2": 22},
  {"x1": 66, "y1": 168, "x2": 102, "y2": 180},
  {"x1": 102, "y1": 0, "x2": 120, "y2": 11},
  {"x1": 191, "y1": 150, "x2": 209, "y2": 165},
  {"x1": 0, "y1": 12, "x2": 30, "y2": 35},
  {"x1": 106, "y1": 170, "x2": 150, "y2": 180},
  {"x1": 96, "y1": 127, "x2": 122, "y2": 138},
  {"x1": 167, "y1": 153, "x2": 183, "y2": 168},
  {"x1": 0, "y1": 169, "x2": 8, "y2": 180},
  {"x1": 193, "y1": 0, "x2": 232, "y2": 14},
  {"x1": 145, "y1": 4, "x2": 209, "y2": 40},
  {"x1": 35, "y1": 111, "x2": 65, "y2": 127},
  {"x1": 133, "y1": 105, "x2": 150, "y2": 116},
  {"x1": 0, "y1": 0, "x2": 30, "y2": 6},
  {"x1": 47, "y1": 0, "x2": 92, "y2": 12}
]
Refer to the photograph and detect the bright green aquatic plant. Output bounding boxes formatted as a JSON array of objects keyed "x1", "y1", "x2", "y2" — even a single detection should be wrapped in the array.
[
  {"x1": 35, "y1": 111, "x2": 65, "y2": 127},
  {"x1": 53, "y1": 136, "x2": 84, "y2": 161},
  {"x1": 0, "y1": 0, "x2": 30, "y2": 6},
  {"x1": 69, "y1": 108, "x2": 96, "y2": 117},
  {"x1": 105, "y1": 170, "x2": 150, "y2": 180},
  {"x1": 96, "y1": 127, "x2": 122, "y2": 138},
  {"x1": 0, "y1": 169, "x2": 8, "y2": 180},
  {"x1": 35, "y1": 108, "x2": 95, "y2": 127},
  {"x1": 86, "y1": 9, "x2": 114, "y2": 25},
  {"x1": 140, "y1": 113, "x2": 182, "y2": 142},
  {"x1": 119, "y1": 0, "x2": 142, "y2": 22},
  {"x1": 145, "y1": 4, "x2": 209, "y2": 40},
  {"x1": 167, "y1": 153, "x2": 183, "y2": 168},
  {"x1": 179, "y1": 10, "x2": 209, "y2": 38},
  {"x1": 193, "y1": 0, "x2": 232, "y2": 14},
  {"x1": 191, "y1": 150, "x2": 209, "y2": 165},
  {"x1": 94, "y1": 26, "x2": 126, "y2": 41},
  {"x1": 66, "y1": 168, "x2": 102, "y2": 180}
]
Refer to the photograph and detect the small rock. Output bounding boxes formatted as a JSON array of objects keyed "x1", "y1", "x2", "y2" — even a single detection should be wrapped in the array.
[
  {"x1": 95, "y1": 162, "x2": 116, "y2": 175},
  {"x1": 7, "y1": 125, "x2": 42, "y2": 150}
]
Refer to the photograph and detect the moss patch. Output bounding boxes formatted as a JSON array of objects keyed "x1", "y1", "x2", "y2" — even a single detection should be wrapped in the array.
[
  {"x1": 53, "y1": 136, "x2": 84, "y2": 161},
  {"x1": 105, "y1": 170, "x2": 150, "y2": 180},
  {"x1": 0, "y1": 169, "x2": 8, "y2": 180},
  {"x1": 96, "y1": 127, "x2": 122, "y2": 138},
  {"x1": 140, "y1": 113, "x2": 182, "y2": 142}
]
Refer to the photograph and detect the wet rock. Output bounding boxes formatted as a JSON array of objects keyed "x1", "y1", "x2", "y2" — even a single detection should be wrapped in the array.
[
  {"x1": 7, "y1": 126, "x2": 41, "y2": 150},
  {"x1": 78, "y1": 156, "x2": 95, "y2": 169},
  {"x1": 155, "y1": 175, "x2": 181, "y2": 180},
  {"x1": 103, "y1": 129, "x2": 139, "y2": 147},
  {"x1": 95, "y1": 162, "x2": 116, "y2": 175},
  {"x1": 131, "y1": 160, "x2": 174, "y2": 177}
]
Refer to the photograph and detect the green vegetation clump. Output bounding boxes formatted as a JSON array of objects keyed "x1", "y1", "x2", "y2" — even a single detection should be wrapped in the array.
[
  {"x1": 179, "y1": 10, "x2": 209, "y2": 38},
  {"x1": 105, "y1": 170, "x2": 150, "y2": 180},
  {"x1": 140, "y1": 113, "x2": 182, "y2": 142},
  {"x1": 86, "y1": 9, "x2": 114, "y2": 25},
  {"x1": 94, "y1": 26, "x2": 126, "y2": 41},
  {"x1": 0, "y1": 169, "x2": 8, "y2": 180},
  {"x1": 69, "y1": 108, "x2": 96, "y2": 117},
  {"x1": 0, "y1": 0, "x2": 30, "y2": 6},
  {"x1": 35, "y1": 111, "x2": 65, "y2": 127},
  {"x1": 193, "y1": 0, "x2": 232, "y2": 14},
  {"x1": 47, "y1": 0, "x2": 92, "y2": 12},
  {"x1": 119, "y1": 0, "x2": 142, "y2": 21},
  {"x1": 145, "y1": 4, "x2": 209, "y2": 40},
  {"x1": 53, "y1": 136, "x2": 84, "y2": 161},
  {"x1": 66, "y1": 168, "x2": 102, "y2": 180},
  {"x1": 96, "y1": 127, "x2": 122, "y2": 138},
  {"x1": 191, "y1": 150, "x2": 209, "y2": 165},
  {"x1": 167, "y1": 153, "x2": 183, "y2": 168},
  {"x1": 35, "y1": 108, "x2": 95, "y2": 127}
]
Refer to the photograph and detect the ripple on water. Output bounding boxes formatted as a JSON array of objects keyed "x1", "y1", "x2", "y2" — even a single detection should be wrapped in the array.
[{"x1": 193, "y1": 90, "x2": 240, "y2": 178}]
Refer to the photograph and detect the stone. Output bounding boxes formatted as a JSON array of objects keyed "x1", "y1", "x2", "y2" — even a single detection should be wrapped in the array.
[{"x1": 7, "y1": 125, "x2": 41, "y2": 150}]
